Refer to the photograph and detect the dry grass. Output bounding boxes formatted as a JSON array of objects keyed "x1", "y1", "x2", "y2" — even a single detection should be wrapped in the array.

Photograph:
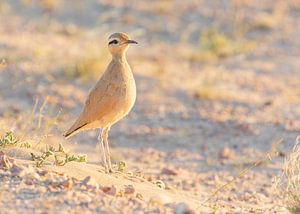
[
  {"x1": 63, "y1": 44, "x2": 110, "y2": 83},
  {"x1": 249, "y1": 13, "x2": 278, "y2": 31},
  {"x1": 188, "y1": 28, "x2": 256, "y2": 62},
  {"x1": 200, "y1": 139, "x2": 281, "y2": 208},
  {"x1": 20, "y1": 0, "x2": 61, "y2": 14},
  {"x1": 153, "y1": 1, "x2": 172, "y2": 14},
  {"x1": 0, "y1": 97, "x2": 62, "y2": 153},
  {"x1": 194, "y1": 84, "x2": 227, "y2": 101},
  {"x1": 276, "y1": 136, "x2": 300, "y2": 213},
  {"x1": 0, "y1": 100, "x2": 87, "y2": 168},
  {"x1": 192, "y1": 68, "x2": 264, "y2": 105}
]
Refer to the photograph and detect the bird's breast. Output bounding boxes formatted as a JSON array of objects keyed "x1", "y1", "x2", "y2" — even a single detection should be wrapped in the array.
[{"x1": 110, "y1": 63, "x2": 136, "y2": 113}]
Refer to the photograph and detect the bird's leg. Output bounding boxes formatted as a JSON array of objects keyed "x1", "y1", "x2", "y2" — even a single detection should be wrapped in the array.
[
  {"x1": 103, "y1": 126, "x2": 113, "y2": 173},
  {"x1": 98, "y1": 129, "x2": 108, "y2": 173}
]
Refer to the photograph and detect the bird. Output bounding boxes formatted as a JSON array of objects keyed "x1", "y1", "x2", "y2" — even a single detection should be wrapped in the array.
[{"x1": 63, "y1": 32, "x2": 138, "y2": 173}]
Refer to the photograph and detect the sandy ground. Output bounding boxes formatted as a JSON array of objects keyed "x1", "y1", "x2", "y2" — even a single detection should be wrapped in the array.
[{"x1": 0, "y1": 0, "x2": 300, "y2": 213}]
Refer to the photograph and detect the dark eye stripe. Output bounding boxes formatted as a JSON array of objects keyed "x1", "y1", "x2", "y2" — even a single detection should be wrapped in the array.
[{"x1": 109, "y1": 40, "x2": 118, "y2": 45}]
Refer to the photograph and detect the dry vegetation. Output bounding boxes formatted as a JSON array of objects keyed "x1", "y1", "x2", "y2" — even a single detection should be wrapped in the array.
[
  {"x1": 276, "y1": 136, "x2": 300, "y2": 213},
  {"x1": 188, "y1": 28, "x2": 256, "y2": 62},
  {"x1": 0, "y1": 0, "x2": 300, "y2": 213}
]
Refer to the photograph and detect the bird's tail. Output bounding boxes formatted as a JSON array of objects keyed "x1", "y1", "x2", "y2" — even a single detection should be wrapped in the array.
[{"x1": 63, "y1": 122, "x2": 87, "y2": 139}]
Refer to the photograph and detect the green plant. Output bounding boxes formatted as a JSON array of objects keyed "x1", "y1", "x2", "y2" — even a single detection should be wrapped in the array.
[
  {"x1": 155, "y1": 180, "x2": 166, "y2": 189},
  {"x1": 31, "y1": 143, "x2": 87, "y2": 167},
  {"x1": 0, "y1": 131, "x2": 31, "y2": 148},
  {"x1": 20, "y1": 142, "x2": 32, "y2": 149},
  {"x1": 0, "y1": 132, "x2": 18, "y2": 147},
  {"x1": 117, "y1": 161, "x2": 126, "y2": 172}
]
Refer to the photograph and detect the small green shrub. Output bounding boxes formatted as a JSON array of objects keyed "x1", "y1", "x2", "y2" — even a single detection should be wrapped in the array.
[
  {"x1": 31, "y1": 143, "x2": 87, "y2": 167},
  {"x1": 0, "y1": 131, "x2": 31, "y2": 148}
]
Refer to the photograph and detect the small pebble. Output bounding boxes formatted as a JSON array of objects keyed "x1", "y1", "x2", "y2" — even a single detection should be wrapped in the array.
[
  {"x1": 174, "y1": 202, "x2": 195, "y2": 214},
  {"x1": 81, "y1": 176, "x2": 99, "y2": 190},
  {"x1": 101, "y1": 185, "x2": 117, "y2": 196},
  {"x1": 161, "y1": 167, "x2": 178, "y2": 176},
  {"x1": 124, "y1": 185, "x2": 135, "y2": 195}
]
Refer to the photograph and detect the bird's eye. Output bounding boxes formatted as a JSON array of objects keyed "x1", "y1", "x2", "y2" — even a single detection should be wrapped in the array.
[{"x1": 109, "y1": 40, "x2": 118, "y2": 45}]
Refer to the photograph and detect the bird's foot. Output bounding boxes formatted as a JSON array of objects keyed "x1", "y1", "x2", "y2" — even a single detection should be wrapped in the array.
[
  {"x1": 108, "y1": 167, "x2": 114, "y2": 173},
  {"x1": 103, "y1": 165, "x2": 114, "y2": 174}
]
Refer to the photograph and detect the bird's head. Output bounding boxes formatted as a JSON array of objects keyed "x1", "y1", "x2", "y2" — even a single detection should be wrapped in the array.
[{"x1": 108, "y1": 32, "x2": 138, "y2": 57}]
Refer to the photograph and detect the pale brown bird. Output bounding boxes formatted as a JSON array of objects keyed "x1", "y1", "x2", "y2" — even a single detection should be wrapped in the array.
[{"x1": 63, "y1": 32, "x2": 138, "y2": 173}]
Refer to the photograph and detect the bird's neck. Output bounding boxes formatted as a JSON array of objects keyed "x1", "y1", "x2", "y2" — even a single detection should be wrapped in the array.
[{"x1": 112, "y1": 52, "x2": 128, "y2": 64}]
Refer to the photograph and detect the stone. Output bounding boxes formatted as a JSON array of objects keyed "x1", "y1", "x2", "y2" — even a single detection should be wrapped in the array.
[{"x1": 174, "y1": 202, "x2": 195, "y2": 214}]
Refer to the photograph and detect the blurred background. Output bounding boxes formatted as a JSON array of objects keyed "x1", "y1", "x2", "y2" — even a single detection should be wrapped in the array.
[{"x1": 0, "y1": 0, "x2": 300, "y2": 212}]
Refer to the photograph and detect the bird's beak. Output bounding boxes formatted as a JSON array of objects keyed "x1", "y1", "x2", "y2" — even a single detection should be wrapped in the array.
[{"x1": 125, "y1": 40, "x2": 138, "y2": 44}]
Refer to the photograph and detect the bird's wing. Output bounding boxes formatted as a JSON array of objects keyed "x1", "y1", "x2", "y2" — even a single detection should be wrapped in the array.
[
  {"x1": 80, "y1": 80, "x2": 119, "y2": 124},
  {"x1": 64, "y1": 77, "x2": 120, "y2": 138}
]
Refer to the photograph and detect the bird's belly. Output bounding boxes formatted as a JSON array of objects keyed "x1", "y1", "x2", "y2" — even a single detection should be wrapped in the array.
[
  {"x1": 118, "y1": 80, "x2": 136, "y2": 115},
  {"x1": 102, "y1": 80, "x2": 136, "y2": 126}
]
